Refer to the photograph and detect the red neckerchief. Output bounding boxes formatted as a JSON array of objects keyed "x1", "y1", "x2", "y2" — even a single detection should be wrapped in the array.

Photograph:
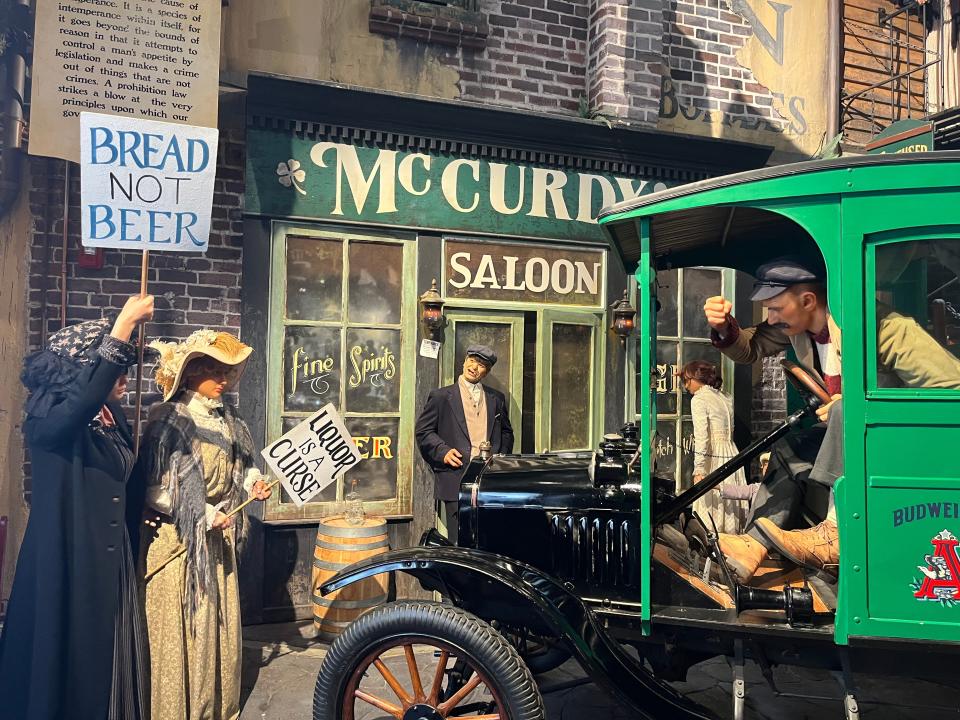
[{"x1": 809, "y1": 325, "x2": 831, "y2": 345}]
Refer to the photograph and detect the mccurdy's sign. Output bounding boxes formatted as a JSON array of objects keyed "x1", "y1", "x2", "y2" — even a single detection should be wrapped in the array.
[{"x1": 246, "y1": 128, "x2": 670, "y2": 242}]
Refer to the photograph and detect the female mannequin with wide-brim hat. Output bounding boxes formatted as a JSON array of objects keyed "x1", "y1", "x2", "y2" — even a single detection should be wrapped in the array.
[
  {"x1": 137, "y1": 329, "x2": 271, "y2": 720},
  {"x1": 0, "y1": 295, "x2": 154, "y2": 720}
]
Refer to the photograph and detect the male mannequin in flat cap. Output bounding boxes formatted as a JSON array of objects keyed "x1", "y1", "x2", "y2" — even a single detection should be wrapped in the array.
[
  {"x1": 701, "y1": 256, "x2": 960, "y2": 583},
  {"x1": 415, "y1": 345, "x2": 514, "y2": 543},
  {"x1": 702, "y1": 257, "x2": 843, "y2": 583}
]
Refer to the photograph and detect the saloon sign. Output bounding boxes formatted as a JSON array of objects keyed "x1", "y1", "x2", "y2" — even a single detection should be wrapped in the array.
[
  {"x1": 246, "y1": 127, "x2": 670, "y2": 242},
  {"x1": 445, "y1": 240, "x2": 604, "y2": 306}
]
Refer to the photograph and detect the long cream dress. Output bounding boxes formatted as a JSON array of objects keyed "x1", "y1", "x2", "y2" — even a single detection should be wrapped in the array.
[
  {"x1": 143, "y1": 392, "x2": 248, "y2": 720},
  {"x1": 690, "y1": 386, "x2": 748, "y2": 534}
]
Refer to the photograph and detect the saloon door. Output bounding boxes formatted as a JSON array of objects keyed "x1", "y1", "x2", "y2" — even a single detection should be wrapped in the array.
[
  {"x1": 441, "y1": 309, "x2": 526, "y2": 451},
  {"x1": 537, "y1": 310, "x2": 603, "y2": 453},
  {"x1": 441, "y1": 308, "x2": 604, "y2": 455}
]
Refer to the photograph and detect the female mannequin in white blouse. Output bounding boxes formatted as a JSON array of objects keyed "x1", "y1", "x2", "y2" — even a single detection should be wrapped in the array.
[{"x1": 680, "y1": 360, "x2": 748, "y2": 534}]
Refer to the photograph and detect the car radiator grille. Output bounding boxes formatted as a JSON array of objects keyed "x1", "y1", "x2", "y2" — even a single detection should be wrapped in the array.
[{"x1": 546, "y1": 512, "x2": 641, "y2": 589}]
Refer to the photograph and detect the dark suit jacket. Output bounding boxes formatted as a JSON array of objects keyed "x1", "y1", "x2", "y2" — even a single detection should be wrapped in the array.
[{"x1": 415, "y1": 382, "x2": 514, "y2": 501}]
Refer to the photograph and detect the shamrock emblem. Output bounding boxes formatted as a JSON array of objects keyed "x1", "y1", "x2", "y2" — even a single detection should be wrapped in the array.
[{"x1": 277, "y1": 159, "x2": 306, "y2": 195}]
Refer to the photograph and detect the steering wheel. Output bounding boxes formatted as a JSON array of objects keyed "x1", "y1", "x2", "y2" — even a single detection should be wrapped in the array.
[{"x1": 781, "y1": 359, "x2": 832, "y2": 407}]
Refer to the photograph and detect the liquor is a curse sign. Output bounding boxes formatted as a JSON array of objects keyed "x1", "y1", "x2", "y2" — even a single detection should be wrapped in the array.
[{"x1": 261, "y1": 404, "x2": 363, "y2": 506}]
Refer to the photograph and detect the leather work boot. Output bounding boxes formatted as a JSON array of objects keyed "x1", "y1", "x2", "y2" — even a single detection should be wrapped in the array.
[
  {"x1": 717, "y1": 533, "x2": 768, "y2": 583},
  {"x1": 756, "y1": 518, "x2": 839, "y2": 575}
]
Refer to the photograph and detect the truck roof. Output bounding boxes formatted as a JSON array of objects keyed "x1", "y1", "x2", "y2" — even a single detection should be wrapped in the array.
[{"x1": 597, "y1": 151, "x2": 960, "y2": 274}]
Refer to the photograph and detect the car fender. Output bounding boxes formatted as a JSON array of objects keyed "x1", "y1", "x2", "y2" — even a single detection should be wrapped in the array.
[{"x1": 320, "y1": 546, "x2": 717, "y2": 720}]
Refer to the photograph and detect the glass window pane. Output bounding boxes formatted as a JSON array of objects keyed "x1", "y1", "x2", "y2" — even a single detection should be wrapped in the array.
[
  {"x1": 679, "y1": 419, "x2": 696, "y2": 491},
  {"x1": 453, "y1": 321, "x2": 514, "y2": 403},
  {"x1": 284, "y1": 326, "x2": 341, "y2": 412},
  {"x1": 345, "y1": 328, "x2": 401, "y2": 413},
  {"x1": 680, "y1": 343, "x2": 723, "y2": 416},
  {"x1": 875, "y1": 240, "x2": 960, "y2": 389},
  {"x1": 286, "y1": 236, "x2": 343, "y2": 321},
  {"x1": 277, "y1": 416, "x2": 338, "y2": 504},
  {"x1": 349, "y1": 242, "x2": 403, "y2": 325},
  {"x1": 550, "y1": 323, "x2": 593, "y2": 450},
  {"x1": 653, "y1": 419, "x2": 678, "y2": 489},
  {"x1": 652, "y1": 340, "x2": 678, "y2": 416},
  {"x1": 656, "y1": 269, "x2": 679, "y2": 337},
  {"x1": 682, "y1": 268, "x2": 722, "y2": 339},
  {"x1": 344, "y1": 417, "x2": 400, "y2": 502}
]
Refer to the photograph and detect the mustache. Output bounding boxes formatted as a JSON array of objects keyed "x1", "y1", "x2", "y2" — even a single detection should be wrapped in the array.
[{"x1": 769, "y1": 322, "x2": 790, "y2": 330}]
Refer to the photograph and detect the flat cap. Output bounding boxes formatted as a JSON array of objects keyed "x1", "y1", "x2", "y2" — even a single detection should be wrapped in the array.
[
  {"x1": 465, "y1": 344, "x2": 497, "y2": 366},
  {"x1": 749, "y1": 257, "x2": 821, "y2": 302}
]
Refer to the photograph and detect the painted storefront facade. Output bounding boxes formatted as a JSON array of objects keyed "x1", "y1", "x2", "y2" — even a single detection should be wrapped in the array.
[{"x1": 236, "y1": 78, "x2": 769, "y2": 618}]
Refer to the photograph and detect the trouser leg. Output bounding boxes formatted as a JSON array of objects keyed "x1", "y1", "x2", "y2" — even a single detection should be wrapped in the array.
[
  {"x1": 435, "y1": 499, "x2": 459, "y2": 545},
  {"x1": 811, "y1": 400, "x2": 844, "y2": 525},
  {"x1": 810, "y1": 400, "x2": 844, "y2": 487},
  {"x1": 745, "y1": 426, "x2": 825, "y2": 549}
]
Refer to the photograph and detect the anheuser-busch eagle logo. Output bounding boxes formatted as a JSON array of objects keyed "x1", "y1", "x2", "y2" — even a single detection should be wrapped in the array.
[{"x1": 911, "y1": 530, "x2": 960, "y2": 607}]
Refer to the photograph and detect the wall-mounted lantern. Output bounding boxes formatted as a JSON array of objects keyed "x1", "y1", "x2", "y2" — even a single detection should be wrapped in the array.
[
  {"x1": 419, "y1": 278, "x2": 447, "y2": 334},
  {"x1": 610, "y1": 290, "x2": 637, "y2": 345}
]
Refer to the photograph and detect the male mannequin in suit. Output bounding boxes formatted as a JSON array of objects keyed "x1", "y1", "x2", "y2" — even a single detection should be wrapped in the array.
[{"x1": 415, "y1": 345, "x2": 515, "y2": 543}]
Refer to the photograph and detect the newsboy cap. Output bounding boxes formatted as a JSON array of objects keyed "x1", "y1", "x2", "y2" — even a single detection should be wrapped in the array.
[
  {"x1": 749, "y1": 257, "x2": 821, "y2": 302},
  {"x1": 465, "y1": 344, "x2": 497, "y2": 367}
]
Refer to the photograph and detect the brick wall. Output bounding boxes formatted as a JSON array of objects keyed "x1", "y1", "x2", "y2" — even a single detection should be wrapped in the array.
[
  {"x1": 587, "y1": 0, "x2": 662, "y2": 123},
  {"x1": 751, "y1": 354, "x2": 787, "y2": 440},
  {"x1": 445, "y1": 0, "x2": 589, "y2": 113},
  {"x1": 21, "y1": 131, "x2": 247, "y2": 500},
  {"x1": 660, "y1": 0, "x2": 790, "y2": 136},
  {"x1": 440, "y1": 0, "x2": 802, "y2": 136}
]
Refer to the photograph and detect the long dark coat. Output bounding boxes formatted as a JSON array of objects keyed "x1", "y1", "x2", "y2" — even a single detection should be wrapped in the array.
[
  {"x1": 0, "y1": 354, "x2": 145, "y2": 720},
  {"x1": 414, "y1": 383, "x2": 514, "y2": 501}
]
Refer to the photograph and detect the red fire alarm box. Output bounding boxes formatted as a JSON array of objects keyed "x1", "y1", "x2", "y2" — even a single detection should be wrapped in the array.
[{"x1": 77, "y1": 246, "x2": 104, "y2": 270}]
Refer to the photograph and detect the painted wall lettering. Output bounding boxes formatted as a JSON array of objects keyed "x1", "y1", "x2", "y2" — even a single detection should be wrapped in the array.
[{"x1": 731, "y1": 0, "x2": 791, "y2": 65}]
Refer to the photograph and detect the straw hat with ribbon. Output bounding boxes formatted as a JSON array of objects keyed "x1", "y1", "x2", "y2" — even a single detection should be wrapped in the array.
[{"x1": 149, "y1": 329, "x2": 252, "y2": 402}]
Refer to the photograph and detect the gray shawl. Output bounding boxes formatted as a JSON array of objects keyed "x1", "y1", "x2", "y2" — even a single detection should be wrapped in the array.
[{"x1": 138, "y1": 397, "x2": 256, "y2": 613}]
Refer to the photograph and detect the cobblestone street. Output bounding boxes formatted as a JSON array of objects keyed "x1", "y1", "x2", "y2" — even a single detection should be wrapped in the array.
[{"x1": 240, "y1": 622, "x2": 960, "y2": 720}]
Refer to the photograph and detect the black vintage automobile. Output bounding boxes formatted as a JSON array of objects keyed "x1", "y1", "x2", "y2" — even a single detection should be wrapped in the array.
[{"x1": 311, "y1": 153, "x2": 960, "y2": 720}]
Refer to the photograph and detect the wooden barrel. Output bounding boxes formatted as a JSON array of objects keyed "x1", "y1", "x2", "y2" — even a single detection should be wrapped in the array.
[{"x1": 312, "y1": 516, "x2": 389, "y2": 638}]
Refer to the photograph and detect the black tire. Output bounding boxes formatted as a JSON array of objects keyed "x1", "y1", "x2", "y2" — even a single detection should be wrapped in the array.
[{"x1": 313, "y1": 600, "x2": 545, "y2": 720}]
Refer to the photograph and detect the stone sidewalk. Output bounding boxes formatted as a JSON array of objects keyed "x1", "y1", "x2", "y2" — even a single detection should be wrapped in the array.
[{"x1": 240, "y1": 622, "x2": 960, "y2": 720}]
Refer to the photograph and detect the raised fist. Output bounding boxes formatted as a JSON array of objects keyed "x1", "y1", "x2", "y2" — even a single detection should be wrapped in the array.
[{"x1": 703, "y1": 296, "x2": 733, "y2": 332}]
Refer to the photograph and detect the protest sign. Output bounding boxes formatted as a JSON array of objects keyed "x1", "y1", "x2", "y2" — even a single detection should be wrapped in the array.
[
  {"x1": 80, "y1": 112, "x2": 218, "y2": 252},
  {"x1": 261, "y1": 404, "x2": 364, "y2": 507}
]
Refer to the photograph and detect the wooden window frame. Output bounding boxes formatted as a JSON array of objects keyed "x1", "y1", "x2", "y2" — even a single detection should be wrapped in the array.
[{"x1": 263, "y1": 222, "x2": 418, "y2": 523}]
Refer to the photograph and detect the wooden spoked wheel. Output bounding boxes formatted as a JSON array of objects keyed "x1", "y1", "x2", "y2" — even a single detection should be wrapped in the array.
[
  {"x1": 313, "y1": 601, "x2": 545, "y2": 720},
  {"x1": 343, "y1": 639, "x2": 504, "y2": 720}
]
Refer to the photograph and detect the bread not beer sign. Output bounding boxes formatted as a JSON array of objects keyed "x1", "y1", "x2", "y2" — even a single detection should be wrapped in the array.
[
  {"x1": 79, "y1": 112, "x2": 218, "y2": 252},
  {"x1": 261, "y1": 404, "x2": 364, "y2": 506}
]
